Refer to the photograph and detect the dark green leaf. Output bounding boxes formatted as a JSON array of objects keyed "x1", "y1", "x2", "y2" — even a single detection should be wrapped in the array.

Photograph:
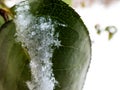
[
  {"x1": 0, "y1": 21, "x2": 31, "y2": 90},
  {"x1": 12, "y1": 0, "x2": 91, "y2": 90},
  {"x1": 0, "y1": 16, "x2": 5, "y2": 27}
]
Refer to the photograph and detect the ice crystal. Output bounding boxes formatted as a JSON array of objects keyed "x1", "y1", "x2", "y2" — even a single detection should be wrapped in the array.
[{"x1": 14, "y1": 1, "x2": 66, "y2": 90}]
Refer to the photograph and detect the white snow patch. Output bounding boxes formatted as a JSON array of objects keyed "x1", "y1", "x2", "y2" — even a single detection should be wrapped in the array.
[
  {"x1": 75, "y1": 1, "x2": 120, "y2": 90},
  {"x1": 14, "y1": 1, "x2": 66, "y2": 90}
]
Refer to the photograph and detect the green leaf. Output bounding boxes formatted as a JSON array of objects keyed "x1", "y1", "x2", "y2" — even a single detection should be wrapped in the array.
[
  {"x1": 0, "y1": 21, "x2": 31, "y2": 90},
  {"x1": 13, "y1": 0, "x2": 91, "y2": 90},
  {"x1": 62, "y1": 0, "x2": 72, "y2": 6},
  {"x1": 0, "y1": 16, "x2": 5, "y2": 27}
]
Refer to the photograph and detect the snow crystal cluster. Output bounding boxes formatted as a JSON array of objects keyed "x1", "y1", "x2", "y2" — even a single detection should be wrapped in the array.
[{"x1": 14, "y1": 1, "x2": 66, "y2": 90}]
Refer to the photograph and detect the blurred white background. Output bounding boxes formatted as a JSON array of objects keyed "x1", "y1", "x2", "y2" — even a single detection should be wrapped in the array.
[{"x1": 74, "y1": 0, "x2": 120, "y2": 90}]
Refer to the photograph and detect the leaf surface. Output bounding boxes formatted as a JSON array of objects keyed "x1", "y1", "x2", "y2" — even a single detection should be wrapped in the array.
[
  {"x1": 29, "y1": 0, "x2": 91, "y2": 90},
  {"x1": 0, "y1": 21, "x2": 31, "y2": 90}
]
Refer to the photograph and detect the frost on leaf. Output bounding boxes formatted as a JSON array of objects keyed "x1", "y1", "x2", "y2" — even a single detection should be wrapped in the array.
[{"x1": 14, "y1": 1, "x2": 67, "y2": 90}]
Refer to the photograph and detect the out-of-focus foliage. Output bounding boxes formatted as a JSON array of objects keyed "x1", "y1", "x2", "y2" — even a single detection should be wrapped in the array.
[
  {"x1": 95, "y1": 24, "x2": 117, "y2": 40},
  {"x1": 72, "y1": 0, "x2": 119, "y2": 7},
  {"x1": 105, "y1": 26, "x2": 117, "y2": 40},
  {"x1": 62, "y1": 0, "x2": 72, "y2": 5}
]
